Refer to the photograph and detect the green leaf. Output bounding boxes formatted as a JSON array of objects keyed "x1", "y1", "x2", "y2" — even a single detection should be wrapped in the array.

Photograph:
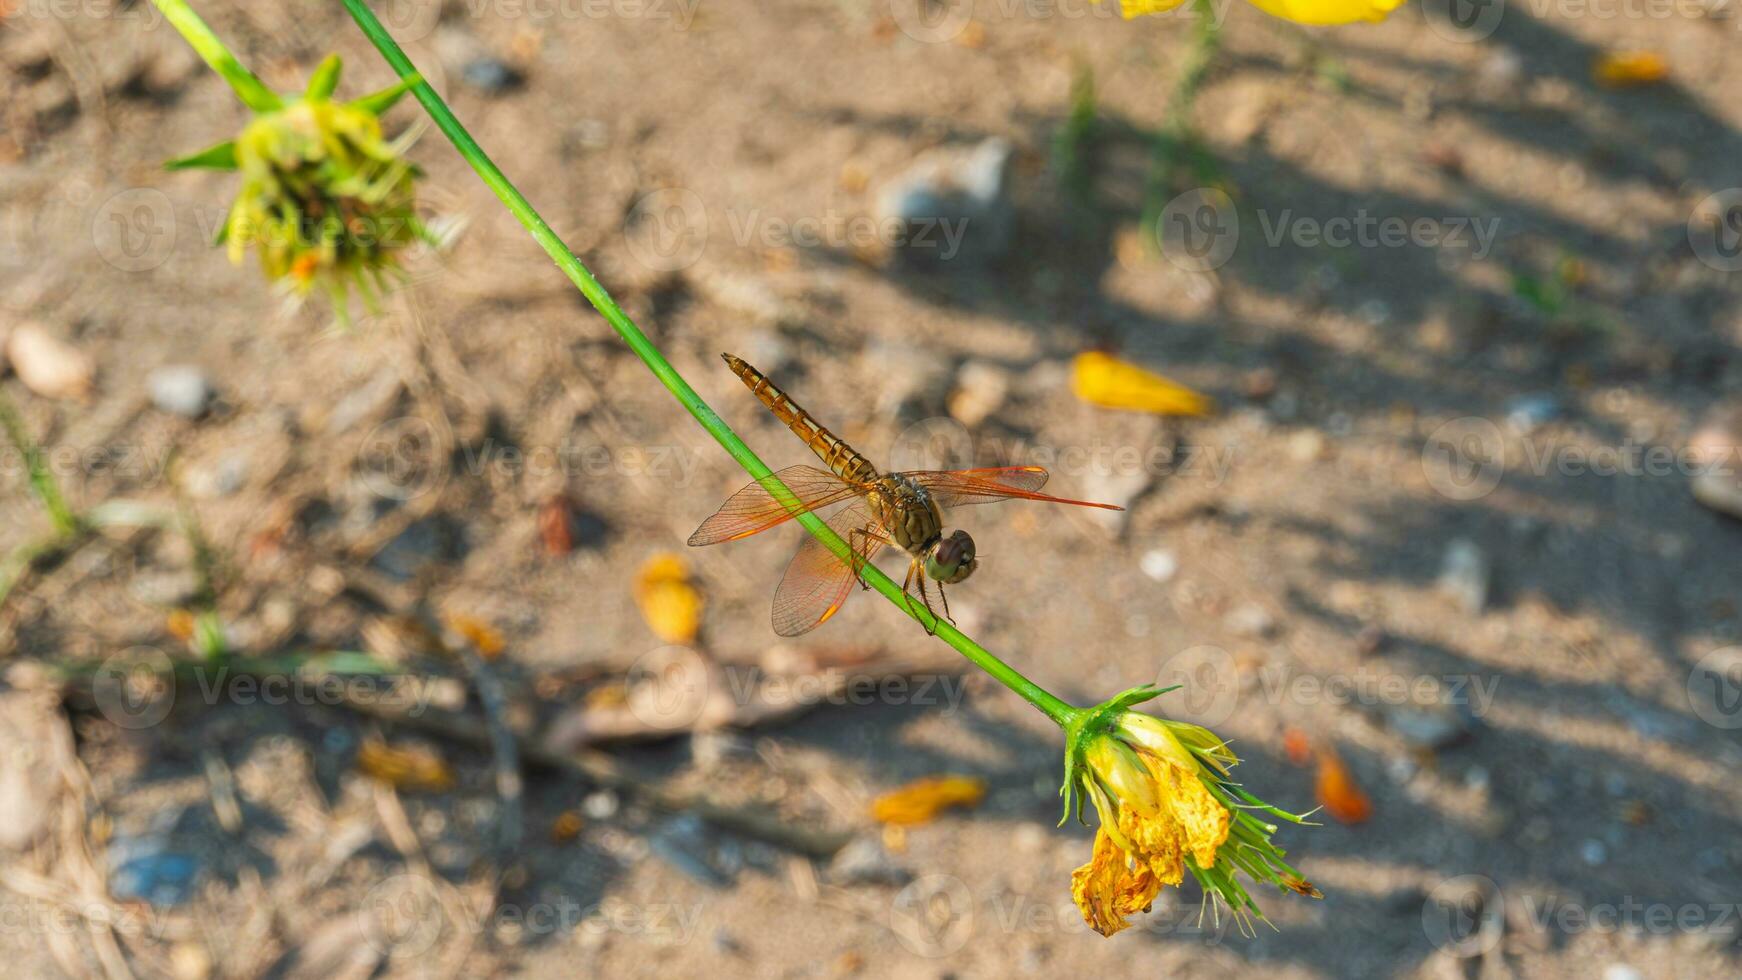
[
  {"x1": 306, "y1": 53, "x2": 343, "y2": 101},
  {"x1": 163, "y1": 140, "x2": 238, "y2": 171},
  {"x1": 350, "y1": 72, "x2": 423, "y2": 117}
]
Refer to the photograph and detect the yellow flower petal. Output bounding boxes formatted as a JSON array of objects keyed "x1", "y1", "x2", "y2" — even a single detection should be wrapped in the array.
[
  {"x1": 632, "y1": 552, "x2": 704, "y2": 645},
  {"x1": 1594, "y1": 51, "x2": 1668, "y2": 88},
  {"x1": 1071, "y1": 828, "x2": 1161, "y2": 936},
  {"x1": 1115, "y1": 0, "x2": 1192, "y2": 16},
  {"x1": 870, "y1": 775, "x2": 987, "y2": 825},
  {"x1": 1241, "y1": 0, "x2": 1406, "y2": 23},
  {"x1": 1070, "y1": 352, "x2": 1214, "y2": 417}
]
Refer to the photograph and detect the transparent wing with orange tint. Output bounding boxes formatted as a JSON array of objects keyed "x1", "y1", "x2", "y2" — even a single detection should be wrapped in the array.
[
  {"x1": 771, "y1": 501, "x2": 886, "y2": 637},
  {"x1": 904, "y1": 467, "x2": 1123, "y2": 511},
  {"x1": 687, "y1": 465, "x2": 865, "y2": 546}
]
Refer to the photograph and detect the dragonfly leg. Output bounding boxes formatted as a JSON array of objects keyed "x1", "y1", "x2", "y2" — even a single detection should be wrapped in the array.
[
  {"x1": 902, "y1": 559, "x2": 936, "y2": 636},
  {"x1": 847, "y1": 528, "x2": 888, "y2": 592},
  {"x1": 915, "y1": 572, "x2": 944, "y2": 635},
  {"x1": 936, "y1": 580, "x2": 956, "y2": 627}
]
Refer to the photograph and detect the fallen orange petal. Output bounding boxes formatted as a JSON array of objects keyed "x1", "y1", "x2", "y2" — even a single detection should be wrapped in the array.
[
  {"x1": 870, "y1": 775, "x2": 987, "y2": 825},
  {"x1": 1282, "y1": 727, "x2": 1313, "y2": 767},
  {"x1": 1315, "y1": 748, "x2": 1371, "y2": 824}
]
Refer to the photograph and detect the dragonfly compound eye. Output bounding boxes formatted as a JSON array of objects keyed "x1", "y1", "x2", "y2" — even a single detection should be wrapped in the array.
[{"x1": 925, "y1": 530, "x2": 978, "y2": 584}]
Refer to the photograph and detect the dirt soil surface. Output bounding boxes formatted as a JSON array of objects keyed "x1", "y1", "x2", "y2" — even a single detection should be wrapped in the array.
[{"x1": 3, "y1": 0, "x2": 1742, "y2": 977}]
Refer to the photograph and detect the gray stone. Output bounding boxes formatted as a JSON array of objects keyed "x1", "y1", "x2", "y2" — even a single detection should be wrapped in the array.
[
  {"x1": 1438, "y1": 539, "x2": 1490, "y2": 614},
  {"x1": 874, "y1": 138, "x2": 1014, "y2": 268},
  {"x1": 147, "y1": 365, "x2": 216, "y2": 418},
  {"x1": 826, "y1": 836, "x2": 910, "y2": 887}
]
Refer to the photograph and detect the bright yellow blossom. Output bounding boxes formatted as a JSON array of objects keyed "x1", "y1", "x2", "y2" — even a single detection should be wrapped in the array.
[
  {"x1": 1117, "y1": 0, "x2": 1405, "y2": 25},
  {"x1": 1062, "y1": 686, "x2": 1320, "y2": 936}
]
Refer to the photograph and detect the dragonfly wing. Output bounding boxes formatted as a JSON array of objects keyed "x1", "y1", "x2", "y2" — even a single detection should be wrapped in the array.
[
  {"x1": 771, "y1": 501, "x2": 886, "y2": 637},
  {"x1": 906, "y1": 468, "x2": 1123, "y2": 511},
  {"x1": 688, "y1": 465, "x2": 863, "y2": 546}
]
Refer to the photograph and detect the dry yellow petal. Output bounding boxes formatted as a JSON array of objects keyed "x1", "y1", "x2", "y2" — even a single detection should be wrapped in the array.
[
  {"x1": 355, "y1": 741, "x2": 456, "y2": 793},
  {"x1": 1070, "y1": 351, "x2": 1214, "y2": 416},
  {"x1": 1594, "y1": 51, "x2": 1667, "y2": 88},
  {"x1": 870, "y1": 775, "x2": 987, "y2": 825},
  {"x1": 444, "y1": 612, "x2": 505, "y2": 659},
  {"x1": 633, "y1": 552, "x2": 704, "y2": 645}
]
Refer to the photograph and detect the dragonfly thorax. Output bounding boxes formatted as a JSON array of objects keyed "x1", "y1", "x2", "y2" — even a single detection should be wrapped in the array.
[
  {"x1": 872, "y1": 474, "x2": 945, "y2": 555},
  {"x1": 869, "y1": 475, "x2": 981, "y2": 586}
]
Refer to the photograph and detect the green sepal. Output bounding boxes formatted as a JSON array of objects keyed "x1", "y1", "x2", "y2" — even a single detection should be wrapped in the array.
[
  {"x1": 305, "y1": 53, "x2": 343, "y2": 101},
  {"x1": 164, "y1": 140, "x2": 239, "y2": 171},
  {"x1": 350, "y1": 73, "x2": 423, "y2": 117}
]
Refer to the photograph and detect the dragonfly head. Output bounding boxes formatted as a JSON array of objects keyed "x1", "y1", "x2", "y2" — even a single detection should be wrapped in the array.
[{"x1": 924, "y1": 530, "x2": 978, "y2": 585}]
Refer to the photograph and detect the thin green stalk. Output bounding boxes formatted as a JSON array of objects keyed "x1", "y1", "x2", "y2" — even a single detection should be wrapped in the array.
[
  {"x1": 1143, "y1": 0, "x2": 1222, "y2": 234},
  {"x1": 152, "y1": 0, "x2": 282, "y2": 113},
  {"x1": 338, "y1": 0, "x2": 1077, "y2": 728},
  {"x1": 0, "y1": 391, "x2": 80, "y2": 537}
]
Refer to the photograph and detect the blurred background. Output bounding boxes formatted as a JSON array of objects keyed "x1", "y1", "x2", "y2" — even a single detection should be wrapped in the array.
[{"x1": 3, "y1": 0, "x2": 1741, "y2": 976}]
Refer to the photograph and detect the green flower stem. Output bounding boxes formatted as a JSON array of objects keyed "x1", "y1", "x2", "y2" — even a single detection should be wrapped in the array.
[
  {"x1": 339, "y1": 0, "x2": 1078, "y2": 728},
  {"x1": 152, "y1": 0, "x2": 282, "y2": 113}
]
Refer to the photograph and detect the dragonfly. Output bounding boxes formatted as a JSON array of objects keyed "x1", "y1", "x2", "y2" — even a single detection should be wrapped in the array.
[{"x1": 688, "y1": 353, "x2": 1123, "y2": 636}]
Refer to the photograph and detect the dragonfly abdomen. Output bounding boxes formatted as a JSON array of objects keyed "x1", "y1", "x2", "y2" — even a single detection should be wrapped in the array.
[{"x1": 722, "y1": 353, "x2": 879, "y2": 484}]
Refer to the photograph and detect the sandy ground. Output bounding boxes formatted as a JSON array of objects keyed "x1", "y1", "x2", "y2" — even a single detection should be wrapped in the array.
[{"x1": 3, "y1": 0, "x2": 1742, "y2": 976}]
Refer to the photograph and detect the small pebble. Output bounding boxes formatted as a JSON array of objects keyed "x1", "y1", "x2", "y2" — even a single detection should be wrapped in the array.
[
  {"x1": 147, "y1": 365, "x2": 216, "y2": 418},
  {"x1": 1602, "y1": 967, "x2": 1641, "y2": 980},
  {"x1": 581, "y1": 790, "x2": 619, "y2": 821},
  {"x1": 1504, "y1": 393, "x2": 1559, "y2": 433},
  {"x1": 1287, "y1": 429, "x2": 1326, "y2": 462},
  {"x1": 461, "y1": 57, "x2": 522, "y2": 93},
  {"x1": 1438, "y1": 539, "x2": 1491, "y2": 614},
  {"x1": 1139, "y1": 549, "x2": 1178, "y2": 583},
  {"x1": 948, "y1": 361, "x2": 1008, "y2": 429},
  {"x1": 1225, "y1": 602, "x2": 1276, "y2": 638},
  {"x1": 827, "y1": 836, "x2": 909, "y2": 886}
]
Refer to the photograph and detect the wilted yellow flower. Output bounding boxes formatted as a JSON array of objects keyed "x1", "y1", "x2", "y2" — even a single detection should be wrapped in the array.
[
  {"x1": 1116, "y1": 0, "x2": 1404, "y2": 24},
  {"x1": 166, "y1": 55, "x2": 430, "y2": 321},
  {"x1": 1062, "y1": 686, "x2": 1319, "y2": 936}
]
